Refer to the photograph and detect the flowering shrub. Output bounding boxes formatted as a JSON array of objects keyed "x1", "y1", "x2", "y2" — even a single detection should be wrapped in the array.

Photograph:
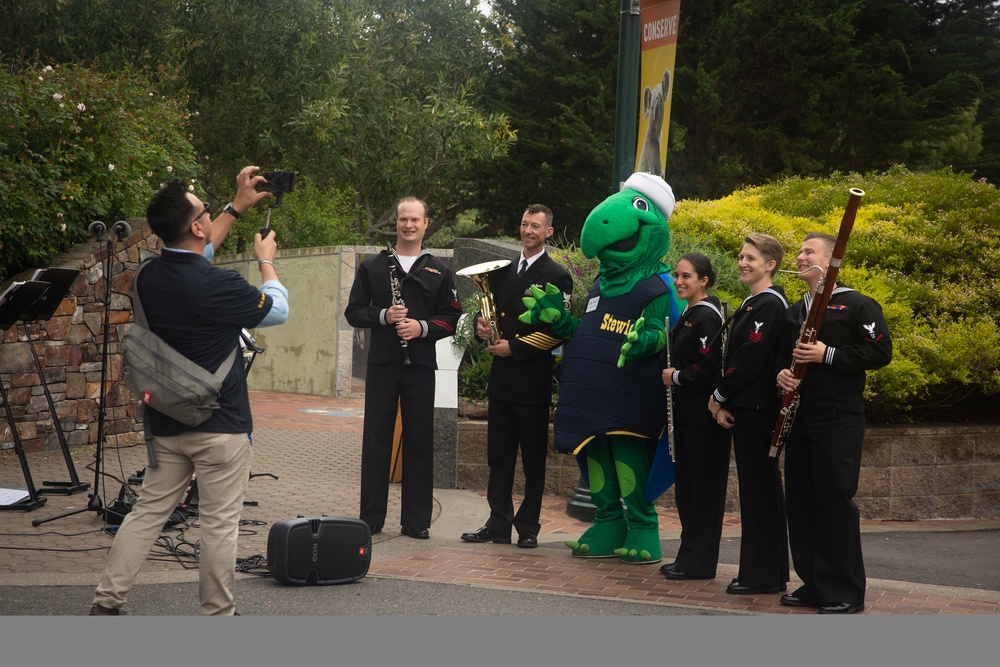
[{"x1": 0, "y1": 62, "x2": 200, "y2": 280}]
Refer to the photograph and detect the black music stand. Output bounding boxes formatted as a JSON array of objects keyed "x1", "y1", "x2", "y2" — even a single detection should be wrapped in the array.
[
  {"x1": 0, "y1": 280, "x2": 52, "y2": 511},
  {"x1": 32, "y1": 221, "x2": 127, "y2": 527},
  {"x1": 20, "y1": 267, "x2": 90, "y2": 496}
]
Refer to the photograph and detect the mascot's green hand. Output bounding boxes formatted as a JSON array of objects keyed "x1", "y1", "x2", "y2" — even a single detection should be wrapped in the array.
[
  {"x1": 520, "y1": 283, "x2": 579, "y2": 338},
  {"x1": 519, "y1": 282, "x2": 566, "y2": 325},
  {"x1": 617, "y1": 316, "x2": 644, "y2": 368},
  {"x1": 617, "y1": 316, "x2": 665, "y2": 368}
]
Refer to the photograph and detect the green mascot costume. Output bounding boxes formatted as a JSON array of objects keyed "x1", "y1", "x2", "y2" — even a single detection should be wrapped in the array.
[{"x1": 521, "y1": 172, "x2": 681, "y2": 564}]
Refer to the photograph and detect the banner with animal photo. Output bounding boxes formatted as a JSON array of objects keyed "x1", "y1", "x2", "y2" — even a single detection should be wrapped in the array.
[{"x1": 635, "y1": 0, "x2": 680, "y2": 178}]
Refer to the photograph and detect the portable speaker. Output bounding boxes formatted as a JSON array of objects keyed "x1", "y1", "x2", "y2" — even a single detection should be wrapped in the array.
[{"x1": 267, "y1": 516, "x2": 372, "y2": 585}]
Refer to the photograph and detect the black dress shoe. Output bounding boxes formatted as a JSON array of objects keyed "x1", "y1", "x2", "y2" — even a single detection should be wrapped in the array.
[
  {"x1": 666, "y1": 569, "x2": 713, "y2": 581},
  {"x1": 516, "y1": 534, "x2": 538, "y2": 549},
  {"x1": 779, "y1": 593, "x2": 819, "y2": 608},
  {"x1": 89, "y1": 604, "x2": 120, "y2": 616},
  {"x1": 659, "y1": 562, "x2": 677, "y2": 575},
  {"x1": 368, "y1": 525, "x2": 382, "y2": 535},
  {"x1": 401, "y1": 526, "x2": 430, "y2": 539},
  {"x1": 726, "y1": 581, "x2": 787, "y2": 595},
  {"x1": 460, "y1": 525, "x2": 511, "y2": 544},
  {"x1": 817, "y1": 602, "x2": 865, "y2": 614}
]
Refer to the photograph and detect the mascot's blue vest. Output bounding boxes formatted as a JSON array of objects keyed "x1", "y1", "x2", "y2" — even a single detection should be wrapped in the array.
[{"x1": 553, "y1": 273, "x2": 671, "y2": 454}]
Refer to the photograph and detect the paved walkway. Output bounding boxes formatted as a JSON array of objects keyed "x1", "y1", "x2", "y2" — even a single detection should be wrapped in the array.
[{"x1": 1, "y1": 391, "x2": 998, "y2": 615}]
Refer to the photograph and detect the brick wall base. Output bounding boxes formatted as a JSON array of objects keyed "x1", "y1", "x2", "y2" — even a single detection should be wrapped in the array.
[{"x1": 456, "y1": 420, "x2": 1000, "y2": 521}]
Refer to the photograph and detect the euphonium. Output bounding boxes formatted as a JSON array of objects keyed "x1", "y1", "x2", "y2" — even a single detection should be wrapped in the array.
[{"x1": 456, "y1": 259, "x2": 511, "y2": 345}]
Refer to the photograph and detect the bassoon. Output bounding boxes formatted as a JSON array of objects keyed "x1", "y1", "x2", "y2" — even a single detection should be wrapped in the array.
[{"x1": 768, "y1": 188, "x2": 865, "y2": 459}]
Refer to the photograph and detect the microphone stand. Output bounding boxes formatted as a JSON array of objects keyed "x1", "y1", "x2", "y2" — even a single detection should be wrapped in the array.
[{"x1": 33, "y1": 221, "x2": 131, "y2": 526}]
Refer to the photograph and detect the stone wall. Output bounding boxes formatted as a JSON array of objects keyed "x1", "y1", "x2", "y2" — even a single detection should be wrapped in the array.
[
  {"x1": 455, "y1": 419, "x2": 1000, "y2": 521},
  {"x1": 1, "y1": 222, "x2": 154, "y2": 456}
]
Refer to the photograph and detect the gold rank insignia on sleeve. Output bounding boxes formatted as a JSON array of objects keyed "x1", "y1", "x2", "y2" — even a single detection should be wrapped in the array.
[{"x1": 520, "y1": 331, "x2": 564, "y2": 350}]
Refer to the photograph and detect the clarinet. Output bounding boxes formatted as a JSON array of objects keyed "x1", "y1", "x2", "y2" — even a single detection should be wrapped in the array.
[
  {"x1": 768, "y1": 188, "x2": 864, "y2": 458},
  {"x1": 385, "y1": 242, "x2": 412, "y2": 366}
]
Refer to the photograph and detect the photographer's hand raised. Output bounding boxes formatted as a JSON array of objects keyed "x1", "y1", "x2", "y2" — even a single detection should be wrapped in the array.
[
  {"x1": 234, "y1": 165, "x2": 273, "y2": 213},
  {"x1": 210, "y1": 165, "x2": 274, "y2": 250}
]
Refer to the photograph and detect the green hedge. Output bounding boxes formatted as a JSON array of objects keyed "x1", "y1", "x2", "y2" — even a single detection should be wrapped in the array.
[
  {"x1": 458, "y1": 167, "x2": 1000, "y2": 423},
  {"x1": 672, "y1": 166, "x2": 1000, "y2": 421}
]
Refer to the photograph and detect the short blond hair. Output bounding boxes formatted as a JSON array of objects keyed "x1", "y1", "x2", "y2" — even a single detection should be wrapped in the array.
[
  {"x1": 744, "y1": 233, "x2": 784, "y2": 277},
  {"x1": 395, "y1": 197, "x2": 428, "y2": 219}
]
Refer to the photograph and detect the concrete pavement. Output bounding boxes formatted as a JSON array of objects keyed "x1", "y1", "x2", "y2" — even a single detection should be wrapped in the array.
[{"x1": 1, "y1": 390, "x2": 998, "y2": 617}]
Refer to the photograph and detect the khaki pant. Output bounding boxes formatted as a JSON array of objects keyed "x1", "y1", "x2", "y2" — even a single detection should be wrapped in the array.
[{"x1": 93, "y1": 431, "x2": 252, "y2": 615}]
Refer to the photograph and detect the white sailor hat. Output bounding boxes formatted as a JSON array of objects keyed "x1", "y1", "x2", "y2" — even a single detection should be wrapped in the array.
[{"x1": 623, "y1": 172, "x2": 676, "y2": 219}]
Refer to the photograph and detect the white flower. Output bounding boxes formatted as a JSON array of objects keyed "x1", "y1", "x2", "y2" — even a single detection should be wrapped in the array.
[
  {"x1": 149, "y1": 92, "x2": 154, "y2": 96},
  {"x1": 53, "y1": 93, "x2": 63, "y2": 100},
  {"x1": 188, "y1": 184, "x2": 195, "y2": 192},
  {"x1": 44, "y1": 66, "x2": 53, "y2": 72},
  {"x1": 108, "y1": 164, "x2": 115, "y2": 171},
  {"x1": 60, "y1": 223, "x2": 67, "y2": 232},
  {"x1": 166, "y1": 166, "x2": 173, "y2": 173},
  {"x1": 146, "y1": 172, "x2": 153, "y2": 177},
  {"x1": 77, "y1": 103, "x2": 86, "y2": 112},
  {"x1": 38, "y1": 76, "x2": 44, "y2": 81},
  {"x1": 57, "y1": 212, "x2": 64, "y2": 218},
  {"x1": 59, "y1": 103, "x2": 65, "y2": 108}
]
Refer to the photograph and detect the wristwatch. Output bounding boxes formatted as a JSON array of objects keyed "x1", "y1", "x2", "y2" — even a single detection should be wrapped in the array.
[{"x1": 223, "y1": 202, "x2": 241, "y2": 219}]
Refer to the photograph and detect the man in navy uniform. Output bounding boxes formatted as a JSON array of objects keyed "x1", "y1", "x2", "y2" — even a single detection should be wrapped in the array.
[
  {"x1": 461, "y1": 204, "x2": 572, "y2": 548},
  {"x1": 345, "y1": 197, "x2": 462, "y2": 539},
  {"x1": 777, "y1": 232, "x2": 892, "y2": 614}
]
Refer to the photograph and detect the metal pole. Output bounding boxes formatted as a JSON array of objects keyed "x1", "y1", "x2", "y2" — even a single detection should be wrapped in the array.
[{"x1": 611, "y1": 0, "x2": 643, "y2": 192}]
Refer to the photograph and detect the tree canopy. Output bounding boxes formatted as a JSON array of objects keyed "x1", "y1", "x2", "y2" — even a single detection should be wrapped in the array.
[
  {"x1": 666, "y1": 0, "x2": 1000, "y2": 202},
  {"x1": 2, "y1": 0, "x2": 999, "y2": 255}
]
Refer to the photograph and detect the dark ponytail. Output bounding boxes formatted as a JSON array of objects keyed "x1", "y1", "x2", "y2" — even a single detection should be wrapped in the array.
[{"x1": 679, "y1": 252, "x2": 717, "y2": 288}]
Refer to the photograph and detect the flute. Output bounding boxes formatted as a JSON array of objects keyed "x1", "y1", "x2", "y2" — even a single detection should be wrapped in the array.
[
  {"x1": 665, "y1": 321, "x2": 675, "y2": 458},
  {"x1": 385, "y1": 243, "x2": 412, "y2": 366}
]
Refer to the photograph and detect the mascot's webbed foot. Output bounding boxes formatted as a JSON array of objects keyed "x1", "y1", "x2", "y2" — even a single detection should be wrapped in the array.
[
  {"x1": 565, "y1": 519, "x2": 629, "y2": 558},
  {"x1": 616, "y1": 527, "x2": 663, "y2": 564}
]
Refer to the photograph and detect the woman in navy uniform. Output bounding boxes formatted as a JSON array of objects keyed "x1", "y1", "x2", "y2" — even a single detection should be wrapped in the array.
[
  {"x1": 660, "y1": 253, "x2": 730, "y2": 581},
  {"x1": 708, "y1": 233, "x2": 790, "y2": 596}
]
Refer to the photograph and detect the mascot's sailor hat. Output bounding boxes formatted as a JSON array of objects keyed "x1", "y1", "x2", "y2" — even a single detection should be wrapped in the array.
[{"x1": 623, "y1": 172, "x2": 675, "y2": 219}]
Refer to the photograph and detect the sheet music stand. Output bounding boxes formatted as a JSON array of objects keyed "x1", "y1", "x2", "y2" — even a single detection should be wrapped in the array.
[
  {"x1": 0, "y1": 280, "x2": 52, "y2": 511},
  {"x1": 21, "y1": 268, "x2": 90, "y2": 495}
]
